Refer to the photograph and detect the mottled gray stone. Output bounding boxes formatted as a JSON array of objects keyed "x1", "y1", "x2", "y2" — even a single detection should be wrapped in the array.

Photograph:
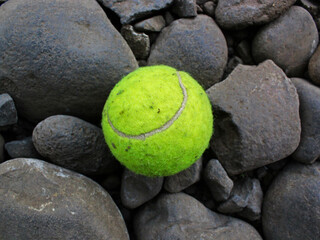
[
  {"x1": 121, "y1": 25, "x2": 150, "y2": 60},
  {"x1": 207, "y1": 60, "x2": 301, "y2": 175},
  {"x1": 0, "y1": 158, "x2": 129, "y2": 240},
  {"x1": 171, "y1": 0, "x2": 197, "y2": 17},
  {"x1": 225, "y1": 56, "x2": 243, "y2": 75},
  {"x1": 236, "y1": 40, "x2": 254, "y2": 64},
  {"x1": 5, "y1": 137, "x2": 41, "y2": 159},
  {"x1": 0, "y1": 93, "x2": 17, "y2": 127},
  {"x1": 263, "y1": 162, "x2": 320, "y2": 240},
  {"x1": 203, "y1": 159, "x2": 233, "y2": 202},
  {"x1": 203, "y1": 1, "x2": 215, "y2": 17},
  {"x1": 99, "y1": 0, "x2": 174, "y2": 24},
  {"x1": 32, "y1": 115, "x2": 118, "y2": 175},
  {"x1": 0, "y1": 0, "x2": 138, "y2": 123},
  {"x1": 134, "y1": 192, "x2": 263, "y2": 240},
  {"x1": 164, "y1": 11, "x2": 175, "y2": 25},
  {"x1": 121, "y1": 169, "x2": 163, "y2": 209},
  {"x1": 308, "y1": 45, "x2": 320, "y2": 85},
  {"x1": 134, "y1": 15, "x2": 166, "y2": 32},
  {"x1": 148, "y1": 14, "x2": 228, "y2": 89},
  {"x1": 252, "y1": 6, "x2": 318, "y2": 77},
  {"x1": 216, "y1": 0, "x2": 296, "y2": 29},
  {"x1": 0, "y1": 134, "x2": 4, "y2": 163},
  {"x1": 164, "y1": 158, "x2": 202, "y2": 193},
  {"x1": 291, "y1": 78, "x2": 320, "y2": 163}
]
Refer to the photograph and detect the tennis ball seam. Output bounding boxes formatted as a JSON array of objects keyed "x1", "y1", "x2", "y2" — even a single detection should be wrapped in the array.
[{"x1": 107, "y1": 71, "x2": 187, "y2": 140}]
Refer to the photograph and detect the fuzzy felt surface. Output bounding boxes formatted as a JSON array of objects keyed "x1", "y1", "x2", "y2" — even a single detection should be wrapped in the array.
[{"x1": 102, "y1": 65, "x2": 213, "y2": 177}]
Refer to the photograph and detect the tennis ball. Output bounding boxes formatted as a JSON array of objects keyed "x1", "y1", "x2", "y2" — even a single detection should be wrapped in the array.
[{"x1": 101, "y1": 65, "x2": 213, "y2": 177}]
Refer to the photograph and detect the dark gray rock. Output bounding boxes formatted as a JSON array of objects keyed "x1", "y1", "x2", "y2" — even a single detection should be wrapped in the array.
[
  {"x1": 5, "y1": 137, "x2": 41, "y2": 159},
  {"x1": 0, "y1": 0, "x2": 138, "y2": 123},
  {"x1": 164, "y1": 11, "x2": 175, "y2": 25},
  {"x1": 0, "y1": 134, "x2": 4, "y2": 163},
  {"x1": 207, "y1": 60, "x2": 301, "y2": 175},
  {"x1": 0, "y1": 93, "x2": 17, "y2": 127},
  {"x1": 300, "y1": 0, "x2": 319, "y2": 16},
  {"x1": 236, "y1": 40, "x2": 254, "y2": 64},
  {"x1": 171, "y1": 0, "x2": 197, "y2": 17},
  {"x1": 225, "y1": 56, "x2": 243, "y2": 76},
  {"x1": 308, "y1": 45, "x2": 320, "y2": 85},
  {"x1": 32, "y1": 115, "x2": 118, "y2": 175},
  {"x1": 164, "y1": 158, "x2": 202, "y2": 193},
  {"x1": 203, "y1": 1, "x2": 216, "y2": 17},
  {"x1": 263, "y1": 162, "x2": 320, "y2": 240},
  {"x1": 134, "y1": 192, "x2": 263, "y2": 240},
  {"x1": 252, "y1": 6, "x2": 318, "y2": 77},
  {"x1": 148, "y1": 14, "x2": 228, "y2": 89},
  {"x1": 216, "y1": 0, "x2": 296, "y2": 29},
  {"x1": 121, "y1": 169, "x2": 163, "y2": 209},
  {"x1": 291, "y1": 78, "x2": 320, "y2": 163},
  {"x1": 121, "y1": 25, "x2": 150, "y2": 60},
  {"x1": 99, "y1": 0, "x2": 174, "y2": 24},
  {"x1": 0, "y1": 158, "x2": 129, "y2": 240},
  {"x1": 134, "y1": 15, "x2": 166, "y2": 32},
  {"x1": 203, "y1": 159, "x2": 233, "y2": 202}
]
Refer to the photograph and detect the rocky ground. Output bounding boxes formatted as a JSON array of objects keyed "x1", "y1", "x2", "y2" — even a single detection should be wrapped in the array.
[{"x1": 0, "y1": 0, "x2": 320, "y2": 239}]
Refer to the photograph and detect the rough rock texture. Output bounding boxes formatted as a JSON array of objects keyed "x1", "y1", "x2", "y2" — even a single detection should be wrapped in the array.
[
  {"x1": 121, "y1": 25, "x2": 150, "y2": 60},
  {"x1": 0, "y1": 158, "x2": 129, "y2": 240},
  {"x1": 134, "y1": 15, "x2": 166, "y2": 32},
  {"x1": 32, "y1": 115, "x2": 118, "y2": 175},
  {"x1": 0, "y1": 0, "x2": 138, "y2": 123},
  {"x1": 5, "y1": 137, "x2": 41, "y2": 159},
  {"x1": 203, "y1": 159, "x2": 233, "y2": 202},
  {"x1": 134, "y1": 192, "x2": 263, "y2": 240},
  {"x1": 308, "y1": 45, "x2": 320, "y2": 85},
  {"x1": 252, "y1": 6, "x2": 318, "y2": 77},
  {"x1": 148, "y1": 14, "x2": 228, "y2": 89},
  {"x1": 0, "y1": 93, "x2": 17, "y2": 127},
  {"x1": 99, "y1": 0, "x2": 174, "y2": 24},
  {"x1": 216, "y1": 0, "x2": 296, "y2": 29},
  {"x1": 206, "y1": 60, "x2": 301, "y2": 175},
  {"x1": 121, "y1": 169, "x2": 163, "y2": 209},
  {"x1": 164, "y1": 158, "x2": 202, "y2": 193},
  {"x1": 0, "y1": 134, "x2": 4, "y2": 163},
  {"x1": 171, "y1": 0, "x2": 197, "y2": 17},
  {"x1": 291, "y1": 78, "x2": 320, "y2": 163},
  {"x1": 263, "y1": 162, "x2": 320, "y2": 240},
  {"x1": 203, "y1": 1, "x2": 216, "y2": 17}
]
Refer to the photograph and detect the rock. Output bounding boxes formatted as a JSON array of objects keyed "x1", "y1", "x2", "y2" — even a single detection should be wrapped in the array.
[
  {"x1": 121, "y1": 25, "x2": 150, "y2": 60},
  {"x1": 0, "y1": 158, "x2": 129, "y2": 240},
  {"x1": 99, "y1": 0, "x2": 174, "y2": 24},
  {"x1": 252, "y1": 6, "x2": 318, "y2": 77},
  {"x1": 206, "y1": 60, "x2": 301, "y2": 175},
  {"x1": 121, "y1": 169, "x2": 163, "y2": 209},
  {"x1": 263, "y1": 162, "x2": 320, "y2": 240},
  {"x1": 134, "y1": 15, "x2": 166, "y2": 32},
  {"x1": 0, "y1": 0, "x2": 138, "y2": 123},
  {"x1": 0, "y1": 93, "x2": 18, "y2": 127},
  {"x1": 204, "y1": 159, "x2": 233, "y2": 202},
  {"x1": 164, "y1": 11, "x2": 175, "y2": 25},
  {"x1": 5, "y1": 137, "x2": 41, "y2": 159},
  {"x1": 100, "y1": 174, "x2": 121, "y2": 191},
  {"x1": 0, "y1": 0, "x2": 7, "y2": 5},
  {"x1": 148, "y1": 14, "x2": 228, "y2": 89},
  {"x1": 215, "y1": 0, "x2": 296, "y2": 30},
  {"x1": 225, "y1": 56, "x2": 243, "y2": 76},
  {"x1": 0, "y1": 134, "x2": 4, "y2": 163},
  {"x1": 291, "y1": 78, "x2": 320, "y2": 163},
  {"x1": 236, "y1": 40, "x2": 254, "y2": 64},
  {"x1": 308, "y1": 45, "x2": 320, "y2": 85},
  {"x1": 171, "y1": 0, "x2": 197, "y2": 17},
  {"x1": 134, "y1": 192, "x2": 263, "y2": 240},
  {"x1": 32, "y1": 115, "x2": 118, "y2": 175},
  {"x1": 300, "y1": 0, "x2": 319, "y2": 16},
  {"x1": 164, "y1": 158, "x2": 202, "y2": 193},
  {"x1": 203, "y1": 1, "x2": 216, "y2": 17}
]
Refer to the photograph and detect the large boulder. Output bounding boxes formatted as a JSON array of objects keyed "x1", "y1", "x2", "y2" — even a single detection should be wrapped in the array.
[{"x1": 0, "y1": 0, "x2": 138, "y2": 122}]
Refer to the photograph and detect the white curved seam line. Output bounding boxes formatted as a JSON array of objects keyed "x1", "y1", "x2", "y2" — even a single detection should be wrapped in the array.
[{"x1": 107, "y1": 71, "x2": 188, "y2": 140}]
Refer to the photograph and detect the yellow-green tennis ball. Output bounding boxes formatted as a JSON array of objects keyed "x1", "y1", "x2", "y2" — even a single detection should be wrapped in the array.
[{"x1": 101, "y1": 65, "x2": 213, "y2": 177}]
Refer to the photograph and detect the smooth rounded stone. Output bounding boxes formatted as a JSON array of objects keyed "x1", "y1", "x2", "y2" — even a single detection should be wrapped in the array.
[
  {"x1": 263, "y1": 162, "x2": 320, "y2": 240},
  {"x1": 171, "y1": 0, "x2": 197, "y2": 17},
  {"x1": 121, "y1": 25, "x2": 150, "y2": 60},
  {"x1": 0, "y1": 93, "x2": 17, "y2": 127},
  {"x1": 291, "y1": 78, "x2": 320, "y2": 163},
  {"x1": 308, "y1": 45, "x2": 320, "y2": 85},
  {"x1": 252, "y1": 6, "x2": 318, "y2": 77},
  {"x1": 0, "y1": 134, "x2": 4, "y2": 163},
  {"x1": 0, "y1": 158, "x2": 129, "y2": 240},
  {"x1": 0, "y1": 0, "x2": 138, "y2": 123},
  {"x1": 32, "y1": 115, "x2": 118, "y2": 175},
  {"x1": 203, "y1": 1, "x2": 216, "y2": 17},
  {"x1": 99, "y1": 0, "x2": 174, "y2": 24},
  {"x1": 206, "y1": 60, "x2": 301, "y2": 175},
  {"x1": 164, "y1": 157, "x2": 202, "y2": 193},
  {"x1": 215, "y1": 0, "x2": 296, "y2": 30},
  {"x1": 203, "y1": 159, "x2": 233, "y2": 202},
  {"x1": 121, "y1": 169, "x2": 163, "y2": 209},
  {"x1": 134, "y1": 15, "x2": 166, "y2": 32},
  {"x1": 5, "y1": 137, "x2": 41, "y2": 159},
  {"x1": 134, "y1": 192, "x2": 263, "y2": 240},
  {"x1": 148, "y1": 14, "x2": 228, "y2": 89}
]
